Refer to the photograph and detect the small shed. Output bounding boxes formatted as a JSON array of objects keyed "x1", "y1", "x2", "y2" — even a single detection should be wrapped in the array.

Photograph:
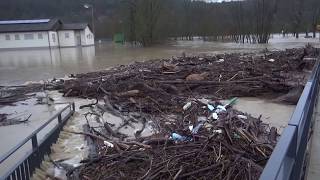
[{"x1": 59, "y1": 23, "x2": 94, "y2": 47}]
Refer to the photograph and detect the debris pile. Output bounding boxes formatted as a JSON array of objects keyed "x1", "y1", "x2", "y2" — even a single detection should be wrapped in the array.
[
  {"x1": 0, "y1": 85, "x2": 42, "y2": 105},
  {"x1": 0, "y1": 113, "x2": 31, "y2": 126},
  {"x1": 0, "y1": 80, "x2": 62, "y2": 106},
  {"x1": 63, "y1": 47, "x2": 317, "y2": 179},
  {"x1": 68, "y1": 99, "x2": 278, "y2": 179},
  {"x1": 62, "y1": 46, "x2": 318, "y2": 109}
]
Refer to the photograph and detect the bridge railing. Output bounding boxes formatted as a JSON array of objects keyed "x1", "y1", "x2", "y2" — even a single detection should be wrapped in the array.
[
  {"x1": 260, "y1": 59, "x2": 320, "y2": 180},
  {"x1": 0, "y1": 102, "x2": 75, "y2": 180}
]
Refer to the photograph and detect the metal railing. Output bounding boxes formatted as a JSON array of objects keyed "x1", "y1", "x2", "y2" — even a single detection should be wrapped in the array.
[
  {"x1": 260, "y1": 59, "x2": 320, "y2": 180},
  {"x1": 0, "y1": 102, "x2": 75, "y2": 180}
]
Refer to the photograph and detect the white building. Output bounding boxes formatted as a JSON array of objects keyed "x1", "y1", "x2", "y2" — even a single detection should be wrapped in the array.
[{"x1": 0, "y1": 19, "x2": 94, "y2": 49}]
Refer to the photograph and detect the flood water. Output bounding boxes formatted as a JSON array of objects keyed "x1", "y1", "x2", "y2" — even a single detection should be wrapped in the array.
[{"x1": 0, "y1": 34, "x2": 319, "y2": 85}]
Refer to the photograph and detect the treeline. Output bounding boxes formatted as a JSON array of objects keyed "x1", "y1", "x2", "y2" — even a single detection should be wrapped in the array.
[
  {"x1": 0, "y1": 0, "x2": 319, "y2": 45},
  {"x1": 121, "y1": 0, "x2": 320, "y2": 45}
]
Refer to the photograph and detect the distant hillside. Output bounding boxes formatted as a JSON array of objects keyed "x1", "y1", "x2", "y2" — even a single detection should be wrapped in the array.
[{"x1": 0, "y1": 0, "x2": 319, "y2": 40}]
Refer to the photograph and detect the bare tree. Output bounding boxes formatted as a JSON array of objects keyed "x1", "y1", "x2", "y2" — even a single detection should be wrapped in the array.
[
  {"x1": 182, "y1": 0, "x2": 193, "y2": 40},
  {"x1": 310, "y1": 0, "x2": 320, "y2": 38},
  {"x1": 122, "y1": 0, "x2": 164, "y2": 46},
  {"x1": 252, "y1": 0, "x2": 279, "y2": 43},
  {"x1": 291, "y1": 0, "x2": 304, "y2": 38},
  {"x1": 135, "y1": 0, "x2": 163, "y2": 46},
  {"x1": 123, "y1": 0, "x2": 138, "y2": 44}
]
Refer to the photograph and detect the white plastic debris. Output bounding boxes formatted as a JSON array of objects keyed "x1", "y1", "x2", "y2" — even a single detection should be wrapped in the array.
[
  {"x1": 215, "y1": 105, "x2": 227, "y2": 114},
  {"x1": 237, "y1": 115, "x2": 248, "y2": 119},
  {"x1": 103, "y1": 141, "x2": 114, "y2": 148},
  {"x1": 189, "y1": 125, "x2": 194, "y2": 131},
  {"x1": 212, "y1": 113, "x2": 219, "y2": 120},
  {"x1": 268, "y1": 59, "x2": 275, "y2": 62},
  {"x1": 183, "y1": 102, "x2": 192, "y2": 110},
  {"x1": 213, "y1": 129, "x2": 223, "y2": 134},
  {"x1": 217, "y1": 59, "x2": 225, "y2": 63},
  {"x1": 170, "y1": 133, "x2": 188, "y2": 141},
  {"x1": 199, "y1": 57, "x2": 204, "y2": 60},
  {"x1": 139, "y1": 69, "x2": 152, "y2": 72},
  {"x1": 207, "y1": 104, "x2": 215, "y2": 111},
  {"x1": 192, "y1": 122, "x2": 204, "y2": 134}
]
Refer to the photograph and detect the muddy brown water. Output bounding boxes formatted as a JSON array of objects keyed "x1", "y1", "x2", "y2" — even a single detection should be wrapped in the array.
[{"x1": 0, "y1": 34, "x2": 317, "y2": 178}]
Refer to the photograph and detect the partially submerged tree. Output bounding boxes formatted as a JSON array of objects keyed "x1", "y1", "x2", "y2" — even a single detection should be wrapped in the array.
[
  {"x1": 251, "y1": 0, "x2": 279, "y2": 43},
  {"x1": 228, "y1": 0, "x2": 279, "y2": 43},
  {"x1": 310, "y1": 0, "x2": 320, "y2": 38},
  {"x1": 136, "y1": 0, "x2": 163, "y2": 46},
  {"x1": 117, "y1": 0, "x2": 320, "y2": 45},
  {"x1": 122, "y1": 0, "x2": 138, "y2": 44},
  {"x1": 291, "y1": 0, "x2": 304, "y2": 38},
  {"x1": 122, "y1": 0, "x2": 164, "y2": 46}
]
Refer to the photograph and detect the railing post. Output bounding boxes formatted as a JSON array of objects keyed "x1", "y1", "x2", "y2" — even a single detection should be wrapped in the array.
[
  {"x1": 58, "y1": 114, "x2": 62, "y2": 123},
  {"x1": 31, "y1": 135, "x2": 38, "y2": 151},
  {"x1": 72, "y1": 102, "x2": 75, "y2": 112}
]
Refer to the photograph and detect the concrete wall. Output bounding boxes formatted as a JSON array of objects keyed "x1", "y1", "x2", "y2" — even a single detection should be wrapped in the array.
[
  {"x1": 81, "y1": 26, "x2": 94, "y2": 46},
  {"x1": 58, "y1": 30, "x2": 76, "y2": 47},
  {"x1": 0, "y1": 31, "x2": 50, "y2": 49}
]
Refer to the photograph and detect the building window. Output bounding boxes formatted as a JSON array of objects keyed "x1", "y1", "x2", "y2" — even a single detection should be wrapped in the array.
[
  {"x1": 52, "y1": 34, "x2": 56, "y2": 42},
  {"x1": 38, "y1": 33, "x2": 43, "y2": 39},
  {"x1": 65, "y1": 33, "x2": 69, "y2": 38},
  {"x1": 15, "y1": 34, "x2": 20, "y2": 40},
  {"x1": 24, "y1": 34, "x2": 34, "y2": 40},
  {"x1": 87, "y1": 34, "x2": 93, "y2": 39},
  {"x1": 5, "y1": 34, "x2": 10, "y2": 40}
]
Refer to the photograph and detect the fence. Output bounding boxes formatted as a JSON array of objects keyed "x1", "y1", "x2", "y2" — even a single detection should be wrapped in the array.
[
  {"x1": 0, "y1": 102, "x2": 75, "y2": 180},
  {"x1": 260, "y1": 59, "x2": 320, "y2": 180}
]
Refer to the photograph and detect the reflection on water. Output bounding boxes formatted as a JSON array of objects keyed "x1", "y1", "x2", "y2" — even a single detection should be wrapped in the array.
[
  {"x1": 0, "y1": 47, "x2": 96, "y2": 85},
  {"x1": 0, "y1": 35, "x2": 319, "y2": 85}
]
